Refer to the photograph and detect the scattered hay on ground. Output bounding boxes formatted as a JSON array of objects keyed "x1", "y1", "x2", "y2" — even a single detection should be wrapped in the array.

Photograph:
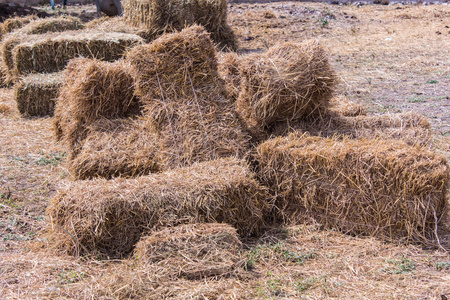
[
  {"x1": 54, "y1": 58, "x2": 141, "y2": 159},
  {"x1": 134, "y1": 223, "x2": 245, "y2": 279},
  {"x1": 47, "y1": 158, "x2": 269, "y2": 258},
  {"x1": 122, "y1": 0, "x2": 237, "y2": 50},
  {"x1": 67, "y1": 118, "x2": 160, "y2": 180},
  {"x1": 15, "y1": 72, "x2": 62, "y2": 117},
  {"x1": 255, "y1": 132, "x2": 449, "y2": 244},
  {"x1": 328, "y1": 94, "x2": 366, "y2": 117},
  {"x1": 236, "y1": 40, "x2": 337, "y2": 140},
  {"x1": 19, "y1": 16, "x2": 84, "y2": 35},
  {"x1": 12, "y1": 30, "x2": 143, "y2": 75},
  {"x1": 127, "y1": 25, "x2": 250, "y2": 170}
]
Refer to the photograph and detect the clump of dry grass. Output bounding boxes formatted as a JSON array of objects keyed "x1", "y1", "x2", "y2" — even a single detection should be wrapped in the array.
[
  {"x1": 67, "y1": 118, "x2": 160, "y2": 180},
  {"x1": 134, "y1": 223, "x2": 245, "y2": 279},
  {"x1": 255, "y1": 132, "x2": 449, "y2": 245},
  {"x1": 47, "y1": 158, "x2": 269, "y2": 258},
  {"x1": 54, "y1": 58, "x2": 141, "y2": 160},
  {"x1": 122, "y1": 0, "x2": 237, "y2": 50},
  {"x1": 15, "y1": 72, "x2": 62, "y2": 117},
  {"x1": 127, "y1": 25, "x2": 250, "y2": 170},
  {"x1": 236, "y1": 40, "x2": 337, "y2": 140},
  {"x1": 11, "y1": 30, "x2": 143, "y2": 75},
  {"x1": 20, "y1": 16, "x2": 84, "y2": 35}
]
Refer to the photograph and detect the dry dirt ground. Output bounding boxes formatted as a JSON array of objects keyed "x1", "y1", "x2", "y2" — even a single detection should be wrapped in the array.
[{"x1": 0, "y1": 2, "x2": 449, "y2": 299}]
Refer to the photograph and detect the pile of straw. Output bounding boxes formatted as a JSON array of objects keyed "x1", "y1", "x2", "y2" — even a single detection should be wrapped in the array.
[
  {"x1": 67, "y1": 119, "x2": 160, "y2": 180},
  {"x1": 47, "y1": 158, "x2": 269, "y2": 258},
  {"x1": 236, "y1": 40, "x2": 337, "y2": 139},
  {"x1": 15, "y1": 72, "x2": 62, "y2": 117},
  {"x1": 122, "y1": 0, "x2": 237, "y2": 50},
  {"x1": 134, "y1": 223, "x2": 245, "y2": 279},
  {"x1": 12, "y1": 30, "x2": 143, "y2": 75},
  {"x1": 54, "y1": 58, "x2": 141, "y2": 160},
  {"x1": 328, "y1": 95, "x2": 366, "y2": 117},
  {"x1": 270, "y1": 111, "x2": 432, "y2": 147},
  {"x1": 20, "y1": 16, "x2": 84, "y2": 35},
  {"x1": 255, "y1": 132, "x2": 449, "y2": 243},
  {"x1": 127, "y1": 26, "x2": 250, "y2": 170}
]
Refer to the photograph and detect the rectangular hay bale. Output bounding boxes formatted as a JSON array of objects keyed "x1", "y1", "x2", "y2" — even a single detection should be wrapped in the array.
[
  {"x1": 15, "y1": 72, "x2": 62, "y2": 117},
  {"x1": 255, "y1": 132, "x2": 449, "y2": 244},
  {"x1": 47, "y1": 158, "x2": 269, "y2": 258},
  {"x1": 12, "y1": 30, "x2": 144, "y2": 75}
]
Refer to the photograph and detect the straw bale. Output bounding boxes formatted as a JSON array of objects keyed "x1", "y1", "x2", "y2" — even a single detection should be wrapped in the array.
[
  {"x1": 54, "y1": 58, "x2": 141, "y2": 158},
  {"x1": 15, "y1": 72, "x2": 62, "y2": 117},
  {"x1": 134, "y1": 223, "x2": 245, "y2": 279},
  {"x1": 1, "y1": 32, "x2": 26, "y2": 83},
  {"x1": 12, "y1": 30, "x2": 144, "y2": 75},
  {"x1": 47, "y1": 158, "x2": 269, "y2": 258},
  {"x1": 255, "y1": 132, "x2": 449, "y2": 244},
  {"x1": 67, "y1": 118, "x2": 160, "y2": 180},
  {"x1": 218, "y1": 51, "x2": 242, "y2": 101},
  {"x1": 328, "y1": 95, "x2": 366, "y2": 117},
  {"x1": 270, "y1": 111, "x2": 432, "y2": 146},
  {"x1": 0, "y1": 15, "x2": 37, "y2": 37},
  {"x1": 20, "y1": 16, "x2": 84, "y2": 35},
  {"x1": 236, "y1": 40, "x2": 337, "y2": 139},
  {"x1": 85, "y1": 16, "x2": 152, "y2": 42},
  {"x1": 0, "y1": 60, "x2": 8, "y2": 87},
  {"x1": 122, "y1": 0, "x2": 237, "y2": 50},
  {"x1": 127, "y1": 26, "x2": 250, "y2": 170}
]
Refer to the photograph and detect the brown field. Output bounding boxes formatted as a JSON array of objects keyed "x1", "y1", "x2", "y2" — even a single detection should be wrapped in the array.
[{"x1": 0, "y1": 2, "x2": 449, "y2": 299}]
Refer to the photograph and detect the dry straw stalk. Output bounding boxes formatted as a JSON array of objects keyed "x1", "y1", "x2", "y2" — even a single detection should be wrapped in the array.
[
  {"x1": 15, "y1": 72, "x2": 62, "y2": 117},
  {"x1": 255, "y1": 132, "x2": 449, "y2": 244},
  {"x1": 47, "y1": 158, "x2": 269, "y2": 258},
  {"x1": 122, "y1": 0, "x2": 237, "y2": 50},
  {"x1": 134, "y1": 223, "x2": 245, "y2": 279},
  {"x1": 236, "y1": 40, "x2": 337, "y2": 139}
]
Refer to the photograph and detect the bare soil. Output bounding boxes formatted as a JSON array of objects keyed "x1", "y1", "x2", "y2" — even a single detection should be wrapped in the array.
[{"x1": 0, "y1": 2, "x2": 449, "y2": 299}]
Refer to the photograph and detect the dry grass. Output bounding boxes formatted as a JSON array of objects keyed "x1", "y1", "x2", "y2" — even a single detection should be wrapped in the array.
[
  {"x1": 255, "y1": 132, "x2": 449, "y2": 245},
  {"x1": 122, "y1": 0, "x2": 237, "y2": 50},
  {"x1": 0, "y1": 15, "x2": 38, "y2": 39},
  {"x1": 85, "y1": 16, "x2": 152, "y2": 42},
  {"x1": 134, "y1": 223, "x2": 245, "y2": 280},
  {"x1": 47, "y1": 158, "x2": 269, "y2": 258},
  {"x1": 218, "y1": 51, "x2": 242, "y2": 101},
  {"x1": 14, "y1": 72, "x2": 62, "y2": 117},
  {"x1": 54, "y1": 58, "x2": 141, "y2": 160},
  {"x1": 328, "y1": 94, "x2": 366, "y2": 117},
  {"x1": 20, "y1": 15, "x2": 84, "y2": 35},
  {"x1": 11, "y1": 30, "x2": 143, "y2": 75},
  {"x1": 127, "y1": 25, "x2": 250, "y2": 170},
  {"x1": 236, "y1": 40, "x2": 337, "y2": 140}
]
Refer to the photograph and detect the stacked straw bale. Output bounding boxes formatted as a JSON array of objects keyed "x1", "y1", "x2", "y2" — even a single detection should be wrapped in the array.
[
  {"x1": 15, "y1": 72, "x2": 62, "y2": 117},
  {"x1": 255, "y1": 132, "x2": 449, "y2": 243},
  {"x1": 127, "y1": 25, "x2": 250, "y2": 170},
  {"x1": 235, "y1": 41, "x2": 337, "y2": 140},
  {"x1": 134, "y1": 223, "x2": 245, "y2": 279},
  {"x1": 11, "y1": 30, "x2": 143, "y2": 75},
  {"x1": 19, "y1": 16, "x2": 84, "y2": 35},
  {"x1": 0, "y1": 15, "x2": 38, "y2": 39},
  {"x1": 122, "y1": 0, "x2": 237, "y2": 50},
  {"x1": 86, "y1": 16, "x2": 151, "y2": 42},
  {"x1": 270, "y1": 111, "x2": 432, "y2": 147},
  {"x1": 47, "y1": 158, "x2": 269, "y2": 258},
  {"x1": 54, "y1": 58, "x2": 141, "y2": 159},
  {"x1": 67, "y1": 118, "x2": 160, "y2": 180}
]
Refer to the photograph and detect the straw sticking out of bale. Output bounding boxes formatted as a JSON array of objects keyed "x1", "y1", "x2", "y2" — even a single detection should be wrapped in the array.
[
  {"x1": 218, "y1": 51, "x2": 242, "y2": 101},
  {"x1": 54, "y1": 58, "x2": 141, "y2": 158},
  {"x1": 67, "y1": 119, "x2": 160, "y2": 180},
  {"x1": 134, "y1": 223, "x2": 245, "y2": 279},
  {"x1": 236, "y1": 40, "x2": 337, "y2": 139},
  {"x1": 12, "y1": 30, "x2": 144, "y2": 75},
  {"x1": 122, "y1": 0, "x2": 237, "y2": 50},
  {"x1": 127, "y1": 26, "x2": 250, "y2": 170},
  {"x1": 255, "y1": 132, "x2": 449, "y2": 244},
  {"x1": 47, "y1": 158, "x2": 269, "y2": 258},
  {"x1": 15, "y1": 72, "x2": 62, "y2": 117}
]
